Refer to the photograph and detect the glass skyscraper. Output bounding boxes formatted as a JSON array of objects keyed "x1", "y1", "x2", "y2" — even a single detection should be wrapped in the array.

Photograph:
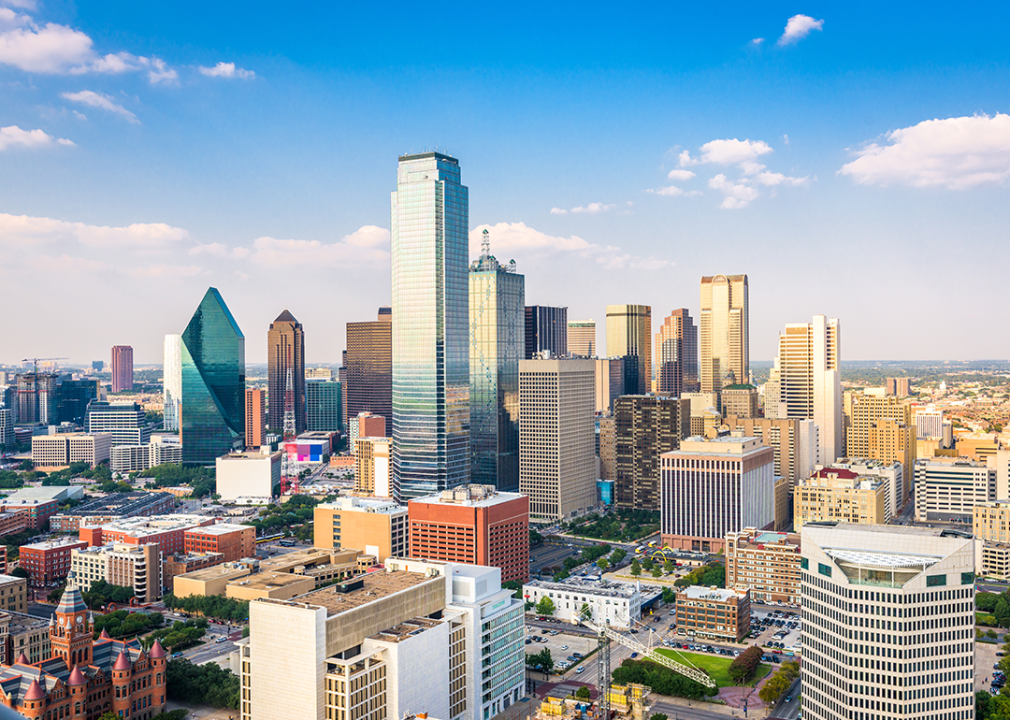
[
  {"x1": 469, "y1": 229, "x2": 524, "y2": 491},
  {"x1": 163, "y1": 334, "x2": 182, "y2": 432},
  {"x1": 180, "y1": 288, "x2": 245, "y2": 465},
  {"x1": 391, "y1": 152, "x2": 470, "y2": 500},
  {"x1": 306, "y1": 379, "x2": 342, "y2": 432}
]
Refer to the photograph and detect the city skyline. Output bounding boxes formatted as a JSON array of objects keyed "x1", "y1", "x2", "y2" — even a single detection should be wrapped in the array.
[{"x1": 2, "y1": 4, "x2": 1008, "y2": 364}]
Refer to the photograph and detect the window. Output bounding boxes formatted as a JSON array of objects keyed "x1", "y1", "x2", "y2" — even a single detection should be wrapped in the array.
[
  {"x1": 817, "y1": 563, "x2": 832, "y2": 578},
  {"x1": 961, "y1": 571, "x2": 975, "y2": 585},
  {"x1": 926, "y1": 574, "x2": 946, "y2": 587},
  {"x1": 800, "y1": 557, "x2": 809, "y2": 570}
]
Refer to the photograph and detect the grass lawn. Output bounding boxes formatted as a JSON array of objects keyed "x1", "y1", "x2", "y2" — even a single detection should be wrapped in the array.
[{"x1": 654, "y1": 648, "x2": 771, "y2": 687}]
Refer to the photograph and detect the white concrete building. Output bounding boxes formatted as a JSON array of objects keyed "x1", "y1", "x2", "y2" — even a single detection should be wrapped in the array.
[
  {"x1": 238, "y1": 558, "x2": 524, "y2": 720},
  {"x1": 163, "y1": 334, "x2": 182, "y2": 432},
  {"x1": 914, "y1": 406, "x2": 944, "y2": 440},
  {"x1": 216, "y1": 451, "x2": 282, "y2": 503},
  {"x1": 830, "y1": 458, "x2": 903, "y2": 521},
  {"x1": 914, "y1": 457, "x2": 996, "y2": 523},
  {"x1": 521, "y1": 577, "x2": 641, "y2": 630},
  {"x1": 32, "y1": 432, "x2": 111, "y2": 468},
  {"x1": 800, "y1": 523, "x2": 975, "y2": 720}
]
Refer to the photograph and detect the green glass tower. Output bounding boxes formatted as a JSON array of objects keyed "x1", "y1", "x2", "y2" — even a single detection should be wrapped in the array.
[
  {"x1": 391, "y1": 152, "x2": 470, "y2": 500},
  {"x1": 469, "y1": 229, "x2": 524, "y2": 491},
  {"x1": 181, "y1": 287, "x2": 246, "y2": 465}
]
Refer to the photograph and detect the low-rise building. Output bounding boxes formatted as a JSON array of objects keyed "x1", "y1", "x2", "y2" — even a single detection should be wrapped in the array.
[
  {"x1": 828, "y1": 458, "x2": 904, "y2": 520},
  {"x1": 0, "y1": 611, "x2": 50, "y2": 665},
  {"x1": 354, "y1": 436, "x2": 391, "y2": 496},
  {"x1": 674, "y1": 586, "x2": 751, "y2": 642},
  {"x1": 237, "y1": 558, "x2": 525, "y2": 720},
  {"x1": 725, "y1": 528, "x2": 801, "y2": 606},
  {"x1": 915, "y1": 457, "x2": 996, "y2": 524},
  {"x1": 50, "y1": 491, "x2": 177, "y2": 533},
  {"x1": 0, "y1": 509, "x2": 27, "y2": 539},
  {"x1": 19, "y1": 537, "x2": 89, "y2": 587},
  {"x1": 0, "y1": 575, "x2": 27, "y2": 614},
  {"x1": 216, "y1": 451, "x2": 282, "y2": 503},
  {"x1": 163, "y1": 552, "x2": 225, "y2": 587},
  {"x1": 314, "y1": 496, "x2": 408, "y2": 561},
  {"x1": 979, "y1": 542, "x2": 1010, "y2": 581},
  {"x1": 184, "y1": 523, "x2": 255, "y2": 562},
  {"x1": 31, "y1": 432, "x2": 112, "y2": 468},
  {"x1": 521, "y1": 577, "x2": 643, "y2": 630},
  {"x1": 0, "y1": 498, "x2": 56, "y2": 532},
  {"x1": 793, "y1": 467, "x2": 887, "y2": 531},
  {"x1": 71, "y1": 542, "x2": 163, "y2": 602},
  {"x1": 82, "y1": 513, "x2": 213, "y2": 555},
  {"x1": 976, "y1": 502, "x2": 1010, "y2": 544}
]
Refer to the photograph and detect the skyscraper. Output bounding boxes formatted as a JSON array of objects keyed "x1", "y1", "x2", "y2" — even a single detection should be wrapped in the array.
[
  {"x1": 469, "y1": 229, "x2": 525, "y2": 491},
  {"x1": 345, "y1": 307, "x2": 392, "y2": 436},
  {"x1": 699, "y1": 274, "x2": 749, "y2": 396},
  {"x1": 614, "y1": 395, "x2": 690, "y2": 510},
  {"x1": 606, "y1": 304, "x2": 652, "y2": 395},
  {"x1": 163, "y1": 334, "x2": 182, "y2": 432},
  {"x1": 245, "y1": 388, "x2": 266, "y2": 448},
  {"x1": 525, "y1": 306, "x2": 568, "y2": 359},
  {"x1": 391, "y1": 152, "x2": 470, "y2": 500},
  {"x1": 180, "y1": 287, "x2": 245, "y2": 465},
  {"x1": 16, "y1": 373, "x2": 58, "y2": 425},
  {"x1": 306, "y1": 379, "x2": 342, "y2": 432},
  {"x1": 110, "y1": 345, "x2": 133, "y2": 393},
  {"x1": 765, "y1": 315, "x2": 842, "y2": 464},
  {"x1": 567, "y1": 320, "x2": 596, "y2": 358},
  {"x1": 267, "y1": 310, "x2": 306, "y2": 434},
  {"x1": 655, "y1": 309, "x2": 698, "y2": 397}
]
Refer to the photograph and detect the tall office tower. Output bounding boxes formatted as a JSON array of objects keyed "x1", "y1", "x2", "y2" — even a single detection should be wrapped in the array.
[
  {"x1": 110, "y1": 345, "x2": 134, "y2": 393},
  {"x1": 885, "y1": 377, "x2": 911, "y2": 396},
  {"x1": 0, "y1": 409, "x2": 14, "y2": 449},
  {"x1": 339, "y1": 352, "x2": 348, "y2": 430},
  {"x1": 845, "y1": 392, "x2": 917, "y2": 475},
  {"x1": 722, "y1": 415, "x2": 817, "y2": 484},
  {"x1": 598, "y1": 415, "x2": 616, "y2": 481},
  {"x1": 17, "y1": 373, "x2": 58, "y2": 424},
  {"x1": 55, "y1": 378, "x2": 100, "y2": 425},
  {"x1": 306, "y1": 379, "x2": 342, "y2": 432},
  {"x1": 180, "y1": 287, "x2": 245, "y2": 465},
  {"x1": 469, "y1": 230, "x2": 525, "y2": 491},
  {"x1": 660, "y1": 432, "x2": 775, "y2": 553},
  {"x1": 594, "y1": 357, "x2": 626, "y2": 414},
  {"x1": 391, "y1": 152, "x2": 470, "y2": 500},
  {"x1": 765, "y1": 315, "x2": 841, "y2": 464},
  {"x1": 606, "y1": 304, "x2": 652, "y2": 395},
  {"x1": 613, "y1": 395, "x2": 690, "y2": 510},
  {"x1": 800, "y1": 523, "x2": 975, "y2": 720},
  {"x1": 163, "y1": 334, "x2": 182, "y2": 431},
  {"x1": 345, "y1": 307, "x2": 393, "y2": 436},
  {"x1": 656, "y1": 309, "x2": 698, "y2": 396},
  {"x1": 867, "y1": 418, "x2": 915, "y2": 493},
  {"x1": 519, "y1": 358, "x2": 596, "y2": 521},
  {"x1": 86, "y1": 401, "x2": 150, "y2": 446},
  {"x1": 245, "y1": 388, "x2": 266, "y2": 448},
  {"x1": 915, "y1": 406, "x2": 944, "y2": 439},
  {"x1": 699, "y1": 274, "x2": 749, "y2": 397},
  {"x1": 568, "y1": 320, "x2": 597, "y2": 358},
  {"x1": 91, "y1": 360, "x2": 104, "y2": 372},
  {"x1": 267, "y1": 310, "x2": 306, "y2": 434},
  {"x1": 525, "y1": 305, "x2": 568, "y2": 358}
]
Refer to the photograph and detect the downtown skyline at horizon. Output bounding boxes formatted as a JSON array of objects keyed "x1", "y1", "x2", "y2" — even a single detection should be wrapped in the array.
[{"x1": 2, "y1": 1, "x2": 1010, "y2": 365}]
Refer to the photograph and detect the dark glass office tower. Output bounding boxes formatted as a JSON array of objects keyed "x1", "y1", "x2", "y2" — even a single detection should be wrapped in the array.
[
  {"x1": 391, "y1": 152, "x2": 470, "y2": 500},
  {"x1": 56, "y1": 379, "x2": 100, "y2": 425},
  {"x1": 267, "y1": 309, "x2": 306, "y2": 434},
  {"x1": 181, "y1": 288, "x2": 246, "y2": 465},
  {"x1": 524, "y1": 305, "x2": 568, "y2": 359},
  {"x1": 345, "y1": 307, "x2": 392, "y2": 436}
]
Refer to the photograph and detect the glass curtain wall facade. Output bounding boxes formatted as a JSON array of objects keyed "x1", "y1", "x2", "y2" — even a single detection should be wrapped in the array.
[
  {"x1": 656, "y1": 308, "x2": 699, "y2": 397},
  {"x1": 180, "y1": 287, "x2": 246, "y2": 465},
  {"x1": 699, "y1": 274, "x2": 749, "y2": 396},
  {"x1": 391, "y1": 152, "x2": 470, "y2": 500},
  {"x1": 345, "y1": 307, "x2": 392, "y2": 436},
  {"x1": 606, "y1": 304, "x2": 652, "y2": 395},
  {"x1": 163, "y1": 334, "x2": 182, "y2": 432},
  {"x1": 306, "y1": 379, "x2": 342, "y2": 432},
  {"x1": 469, "y1": 230, "x2": 525, "y2": 491},
  {"x1": 524, "y1": 306, "x2": 568, "y2": 359},
  {"x1": 267, "y1": 310, "x2": 306, "y2": 434}
]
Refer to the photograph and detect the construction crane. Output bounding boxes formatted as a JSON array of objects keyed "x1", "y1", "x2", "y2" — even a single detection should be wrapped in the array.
[
  {"x1": 20, "y1": 358, "x2": 68, "y2": 424},
  {"x1": 571, "y1": 610, "x2": 715, "y2": 719}
]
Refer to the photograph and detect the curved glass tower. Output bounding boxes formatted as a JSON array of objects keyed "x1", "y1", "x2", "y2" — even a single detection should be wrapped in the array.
[
  {"x1": 391, "y1": 152, "x2": 470, "y2": 500},
  {"x1": 180, "y1": 288, "x2": 246, "y2": 465}
]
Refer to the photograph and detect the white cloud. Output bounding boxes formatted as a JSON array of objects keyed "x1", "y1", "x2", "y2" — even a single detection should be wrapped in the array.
[
  {"x1": 469, "y1": 222, "x2": 671, "y2": 271},
  {"x1": 27, "y1": 254, "x2": 109, "y2": 274},
  {"x1": 708, "y1": 174, "x2": 760, "y2": 209},
  {"x1": 0, "y1": 10, "x2": 173, "y2": 82},
  {"x1": 0, "y1": 1, "x2": 37, "y2": 10},
  {"x1": 666, "y1": 169, "x2": 696, "y2": 181},
  {"x1": 122, "y1": 264, "x2": 203, "y2": 278},
  {"x1": 751, "y1": 38, "x2": 764, "y2": 46},
  {"x1": 342, "y1": 225, "x2": 389, "y2": 247},
  {"x1": 61, "y1": 90, "x2": 138, "y2": 123},
  {"x1": 839, "y1": 113, "x2": 1010, "y2": 189},
  {"x1": 0, "y1": 212, "x2": 188, "y2": 248},
  {"x1": 0, "y1": 124, "x2": 73, "y2": 150},
  {"x1": 755, "y1": 171, "x2": 808, "y2": 187},
  {"x1": 245, "y1": 225, "x2": 389, "y2": 268},
  {"x1": 550, "y1": 207, "x2": 568, "y2": 215},
  {"x1": 72, "y1": 110, "x2": 86, "y2": 121},
  {"x1": 680, "y1": 138, "x2": 773, "y2": 167},
  {"x1": 778, "y1": 14, "x2": 824, "y2": 46},
  {"x1": 648, "y1": 186, "x2": 684, "y2": 197},
  {"x1": 189, "y1": 243, "x2": 250, "y2": 259},
  {"x1": 199, "y1": 61, "x2": 254, "y2": 79},
  {"x1": 551, "y1": 202, "x2": 615, "y2": 215}
]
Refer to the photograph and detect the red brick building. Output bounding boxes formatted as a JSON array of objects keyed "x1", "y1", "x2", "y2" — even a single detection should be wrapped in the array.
[
  {"x1": 408, "y1": 484, "x2": 529, "y2": 583},
  {"x1": 0, "y1": 575, "x2": 166, "y2": 719},
  {"x1": 0, "y1": 498, "x2": 58, "y2": 531},
  {"x1": 80, "y1": 515, "x2": 214, "y2": 555},
  {"x1": 0, "y1": 509, "x2": 28, "y2": 539},
  {"x1": 19, "y1": 538, "x2": 89, "y2": 588},
  {"x1": 184, "y1": 523, "x2": 255, "y2": 562}
]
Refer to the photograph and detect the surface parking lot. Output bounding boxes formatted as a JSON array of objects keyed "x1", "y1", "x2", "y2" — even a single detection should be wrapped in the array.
[
  {"x1": 976, "y1": 639, "x2": 1004, "y2": 695},
  {"x1": 525, "y1": 626, "x2": 597, "y2": 673},
  {"x1": 751, "y1": 609, "x2": 802, "y2": 654}
]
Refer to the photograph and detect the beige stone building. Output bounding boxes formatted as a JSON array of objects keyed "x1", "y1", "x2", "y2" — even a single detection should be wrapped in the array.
[
  {"x1": 598, "y1": 415, "x2": 616, "y2": 481},
  {"x1": 354, "y1": 437, "x2": 392, "y2": 497},
  {"x1": 0, "y1": 611, "x2": 50, "y2": 665},
  {"x1": 699, "y1": 274, "x2": 748, "y2": 397},
  {"x1": 793, "y1": 467, "x2": 886, "y2": 530},
  {"x1": 519, "y1": 358, "x2": 596, "y2": 521},
  {"x1": 867, "y1": 417, "x2": 915, "y2": 502},
  {"x1": 70, "y1": 542, "x2": 163, "y2": 602},
  {"x1": 31, "y1": 432, "x2": 112, "y2": 468},
  {"x1": 974, "y1": 502, "x2": 1010, "y2": 544},
  {"x1": 722, "y1": 415, "x2": 817, "y2": 484},
  {"x1": 843, "y1": 391, "x2": 916, "y2": 464},
  {"x1": 0, "y1": 575, "x2": 27, "y2": 614},
  {"x1": 313, "y1": 496, "x2": 408, "y2": 561},
  {"x1": 725, "y1": 528, "x2": 801, "y2": 605},
  {"x1": 720, "y1": 385, "x2": 758, "y2": 418}
]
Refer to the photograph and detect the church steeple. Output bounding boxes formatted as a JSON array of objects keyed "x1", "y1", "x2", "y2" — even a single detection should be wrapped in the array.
[{"x1": 51, "y1": 573, "x2": 94, "y2": 670}]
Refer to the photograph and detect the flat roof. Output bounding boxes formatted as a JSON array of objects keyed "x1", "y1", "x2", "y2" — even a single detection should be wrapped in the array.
[
  {"x1": 412, "y1": 484, "x2": 525, "y2": 508},
  {"x1": 186, "y1": 523, "x2": 251, "y2": 536},
  {"x1": 289, "y1": 570, "x2": 437, "y2": 617},
  {"x1": 56, "y1": 491, "x2": 173, "y2": 517},
  {"x1": 680, "y1": 586, "x2": 747, "y2": 601},
  {"x1": 524, "y1": 577, "x2": 639, "y2": 599},
  {"x1": 177, "y1": 563, "x2": 252, "y2": 582},
  {"x1": 230, "y1": 572, "x2": 313, "y2": 591},
  {"x1": 22, "y1": 537, "x2": 87, "y2": 551},
  {"x1": 98, "y1": 514, "x2": 208, "y2": 536}
]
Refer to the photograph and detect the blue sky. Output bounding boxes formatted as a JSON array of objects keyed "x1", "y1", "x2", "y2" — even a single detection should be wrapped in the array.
[{"x1": 2, "y1": 1, "x2": 1009, "y2": 365}]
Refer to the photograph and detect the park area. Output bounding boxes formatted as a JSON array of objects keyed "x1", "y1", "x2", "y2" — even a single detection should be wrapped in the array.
[{"x1": 654, "y1": 649, "x2": 771, "y2": 687}]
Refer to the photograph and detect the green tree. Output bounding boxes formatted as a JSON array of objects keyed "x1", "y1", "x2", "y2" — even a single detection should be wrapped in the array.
[
  {"x1": 727, "y1": 645, "x2": 764, "y2": 683},
  {"x1": 661, "y1": 586, "x2": 676, "y2": 604},
  {"x1": 576, "y1": 686, "x2": 592, "y2": 700},
  {"x1": 10, "y1": 567, "x2": 28, "y2": 580},
  {"x1": 580, "y1": 603, "x2": 592, "y2": 619},
  {"x1": 978, "y1": 592, "x2": 1001, "y2": 612},
  {"x1": 529, "y1": 529, "x2": 544, "y2": 547},
  {"x1": 649, "y1": 714, "x2": 668, "y2": 720},
  {"x1": 597, "y1": 557, "x2": 609, "y2": 571},
  {"x1": 535, "y1": 596, "x2": 556, "y2": 616},
  {"x1": 996, "y1": 597, "x2": 1010, "y2": 627},
  {"x1": 758, "y1": 672, "x2": 792, "y2": 703},
  {"x1": 664, "y1": 559, "x2": 675, "y2": 574},
  {"x1": 610, "y1": 548, "x2": 627, "y2": 565},
  {"x1": 642, "y1": 557, "x2": 655, "y2": 572},
  {"x1": 502, "y1": 581, "x2": 523, "y2": 598},
  {"x1": 167, "y1": 659, "x2": 239, "y2": 709},
  {"x1": 630, "y1": 559, "x2": 642, "y2": 577}
]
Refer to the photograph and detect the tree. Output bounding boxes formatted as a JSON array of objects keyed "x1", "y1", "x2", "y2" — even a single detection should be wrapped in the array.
[
  {"x1": 535, "y1": 596, "x2": 556, "y2": 616},
  {"x1": 630, "y1": 559, "x2": 642, "y2": 577},
  {"x1": 664, "y1": 559, "x2": 675, "y2": 574},
  {"x1": 651, "y1": 567, "x2": 662, "y2": 578},
  {"x1": 10, "y1": 567, "x2": 28, "y2": 580},
  {"x1": 597, "y1": 558, "x2": 609, "y2": 571},
  {"x1": 758, "y1": 672, "x2": 792, "y2": 703},
  {"x1": 642, "y1": 557, "x2": 655, "y2": 572},
  {"x1": 167, "y1": 659, "x2": 239, "y2": 709},
  {"x1": 502, "y1": 581, "x2": 523, "y2": 599},
  {"x1": 580, "y1": 603, "x2": 592, "y2": 619},
  {"x1": 649, "y1": 714, "x2": 668, "y2": 720},
  {"x1": 526, "y1": 648, "x2": 554, "y2": 674},
  {"x1": 661, "y1": 587, "x2": 676, "y2": 604},
  {"x1": 530, "y1": 529, "x2": 544, "y2": 547},
  {"x1": 727, "y1": 645, "x2": 764, "y2": 683},
  {"x1": 610, "y1": 548, "x2": 627, "y2": 565},
  {"x1": 576, "y1": 686, "x2": 592, "y2": 700}
]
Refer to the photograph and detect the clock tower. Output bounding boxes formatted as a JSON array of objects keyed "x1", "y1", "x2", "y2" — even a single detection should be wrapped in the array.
[{"x1": 50, "y1": 572, "x2": 94, "y2": 670}]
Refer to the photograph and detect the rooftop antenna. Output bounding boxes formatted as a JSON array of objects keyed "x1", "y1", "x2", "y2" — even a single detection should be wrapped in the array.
[{"x1": 481, "y1": 229, "x2": 490, "y2": 258}]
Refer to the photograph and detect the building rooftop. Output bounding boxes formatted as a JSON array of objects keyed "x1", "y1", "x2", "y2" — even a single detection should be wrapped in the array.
[
  {"x1": 413, "y1": 484, "x2": 525, "y2": 508},
  {"x1": 229, "y1": 572, "x2": 313, "y2": 592},
  {"x1": 523, "y1": 577, "x2": 640, "y2": 599},
  {"x1": 730, "y1": 529, "x2": 800, "y2": 548},
  {"x1": 22, "y1": 537, "x2": 87, "y2": 551},
  {"x1": 369, "y1": 617, "x2": 442, "y2": 644},
  {"x1": 54, "y1": 491, "x2": 174, "y2": 518},
  {"x1": 0, "y1": 611, "x2": 49, "y2": 634},
  {"x1": 669, "y1": 433, "x2": 768, "y2": 456},
  {"x1": 185, "y1": 523, "x2": 251, "y2": 536},
  {"x1": 177, "y1": 562, "x2": 253, "y2": 583},
  {"x1": 286, "y1": 569, "x2": 438, "y2": 617},
  {"x1": 679, "y1": 586, "x2": 747, "y2": 602},
  {"x1": 0, "y1": 487, "x2": 80, "y2": 504},
  {"x1": 95, "y1": 514, "x2": 209, "y2": 537},
  {"x1": 0, "y1": 575, "x2": 25, "y2": 586},
  {"x1": 319, "y1": 497, "x2": 406, "y2": 515},
  {"x1": 217, "y1": 452, "x2": 278, "y2": 462}
]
